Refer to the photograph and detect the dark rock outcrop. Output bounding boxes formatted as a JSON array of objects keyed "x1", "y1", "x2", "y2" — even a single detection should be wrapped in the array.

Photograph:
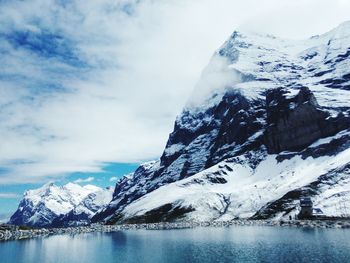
[
  {"x1": 112, "y1": 203, "x2": 194, "y2": 224},
  {"x1": 264, "y1": 87, "x2": 350, "y2": 153}
]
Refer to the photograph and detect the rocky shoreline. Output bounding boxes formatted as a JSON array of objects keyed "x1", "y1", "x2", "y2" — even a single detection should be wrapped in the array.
[{"x1": 1, "y1": 219, "x2": 350, "y2": 242}]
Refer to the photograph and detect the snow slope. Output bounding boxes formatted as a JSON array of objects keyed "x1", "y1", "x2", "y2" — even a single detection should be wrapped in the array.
[{"x1": 121, "y1": 135, "x2": 350, "y2": 222}]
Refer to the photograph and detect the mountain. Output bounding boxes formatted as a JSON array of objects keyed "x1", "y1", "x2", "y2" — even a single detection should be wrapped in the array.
[
  {"x1": 9, "y1": 183, "x2": 113, "y2": 227},
  {"x1": 93, "y1": 21, "x2": 350, "y2": 224},
  {"x1": 51, "y1": 186, "x2": 114, "y2": 227}
]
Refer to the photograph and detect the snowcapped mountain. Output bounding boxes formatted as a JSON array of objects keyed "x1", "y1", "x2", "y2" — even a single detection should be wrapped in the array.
[
  {"x1": 9, "y1": 183, "x2": 113, "y2": 227},
  {"x1": 93, "y1": 21, "x2": 350, "y2": 224}
]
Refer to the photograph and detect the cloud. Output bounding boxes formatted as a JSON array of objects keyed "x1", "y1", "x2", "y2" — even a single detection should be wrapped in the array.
[
  {"x1": 109, "y1": 176, "x2": 118, "y2": 182},
  {"x1": 0, "y1": 0, "x2": 350, "y2": 184},
  {"x1": 0, "y1": 193, "x2": 20, "y2": 199},
  {"x1": 74, "y1": 177, "x2": 95, "y2": 184}
]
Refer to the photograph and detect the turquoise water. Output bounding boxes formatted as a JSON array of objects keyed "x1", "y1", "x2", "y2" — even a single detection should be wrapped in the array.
[{"x1": 1, "y1": 226, "x2": 350, "y2": 263}]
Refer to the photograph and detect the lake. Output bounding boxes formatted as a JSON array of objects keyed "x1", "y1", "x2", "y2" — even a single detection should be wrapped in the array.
[{"x1": 1, "y1": 226, "x2": 350, "y2": 263}]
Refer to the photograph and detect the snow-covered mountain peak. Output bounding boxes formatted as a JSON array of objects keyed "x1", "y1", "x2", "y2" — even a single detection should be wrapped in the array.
[
  {"x1": 92, "y1": 22, "x2": 350, "y2": 225},
  {"x1": 10, "y1": 182, "x2": 112, "y2": 227},
  {"x1": 24, "y1": 182, "x2": 59, "y2": 204},
  {"x1": 50, "y1": 185, "x2": 114, "y2": 227},
  {"x1": 185, "y1": 21, "x2": 350, "y2": 115}
]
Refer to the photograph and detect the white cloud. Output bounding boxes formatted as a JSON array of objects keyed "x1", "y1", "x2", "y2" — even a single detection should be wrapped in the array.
[
  {"x1": 74, "y1": 177, "x2": 95, "y2": 184},
  {"x1": 0, "y1": 193, "x2": 20, "y2": 199},
  {"x1": 0, "y1": 0, "x2": 349, "y2": 184},
  {"x1": 109, "y1": 176, "x2": 119, "y2": 182}
]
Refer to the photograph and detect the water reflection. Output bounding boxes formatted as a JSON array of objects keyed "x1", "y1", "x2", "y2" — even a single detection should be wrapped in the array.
[{"x1": 1, "y1": 227, "x2": 350, "y2": 263}]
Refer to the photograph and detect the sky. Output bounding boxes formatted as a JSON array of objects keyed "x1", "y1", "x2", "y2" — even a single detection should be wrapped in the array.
[{"x1": 0, "y1": 0, "x2": 350, "y2": 214}]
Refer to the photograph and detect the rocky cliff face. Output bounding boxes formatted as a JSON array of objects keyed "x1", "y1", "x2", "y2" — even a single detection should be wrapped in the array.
[
  {"x1": 93, "y1": 22, "x2": 350, "y2": 224},
  {"x1": 264, "y1": 86, "x2": 349, "y2": 153}
]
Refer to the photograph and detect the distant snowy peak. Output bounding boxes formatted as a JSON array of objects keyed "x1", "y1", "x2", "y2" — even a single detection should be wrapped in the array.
[
  {"x1": 10, "y1": 182, "x2": 113, "y2": 227},
  {"x1": 51, "y1": 186, "x2": 114, "y2": 227},
  {"x1": 23, "y1": 182, "x2": 99, "y2": 214}
]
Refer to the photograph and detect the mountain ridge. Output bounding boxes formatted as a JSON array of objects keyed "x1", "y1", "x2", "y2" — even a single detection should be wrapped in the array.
[{"x1": 92, "y1": 21, "x2": 350, "y2": 224}]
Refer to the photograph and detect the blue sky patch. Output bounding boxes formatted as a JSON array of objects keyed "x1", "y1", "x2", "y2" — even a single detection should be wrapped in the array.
[
  {"x1": 64, "y1": 162, "x2": 139, "y2": 188},
  {"x1": 2, "y1": 29, "x2": 85, "y2": 67}
]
